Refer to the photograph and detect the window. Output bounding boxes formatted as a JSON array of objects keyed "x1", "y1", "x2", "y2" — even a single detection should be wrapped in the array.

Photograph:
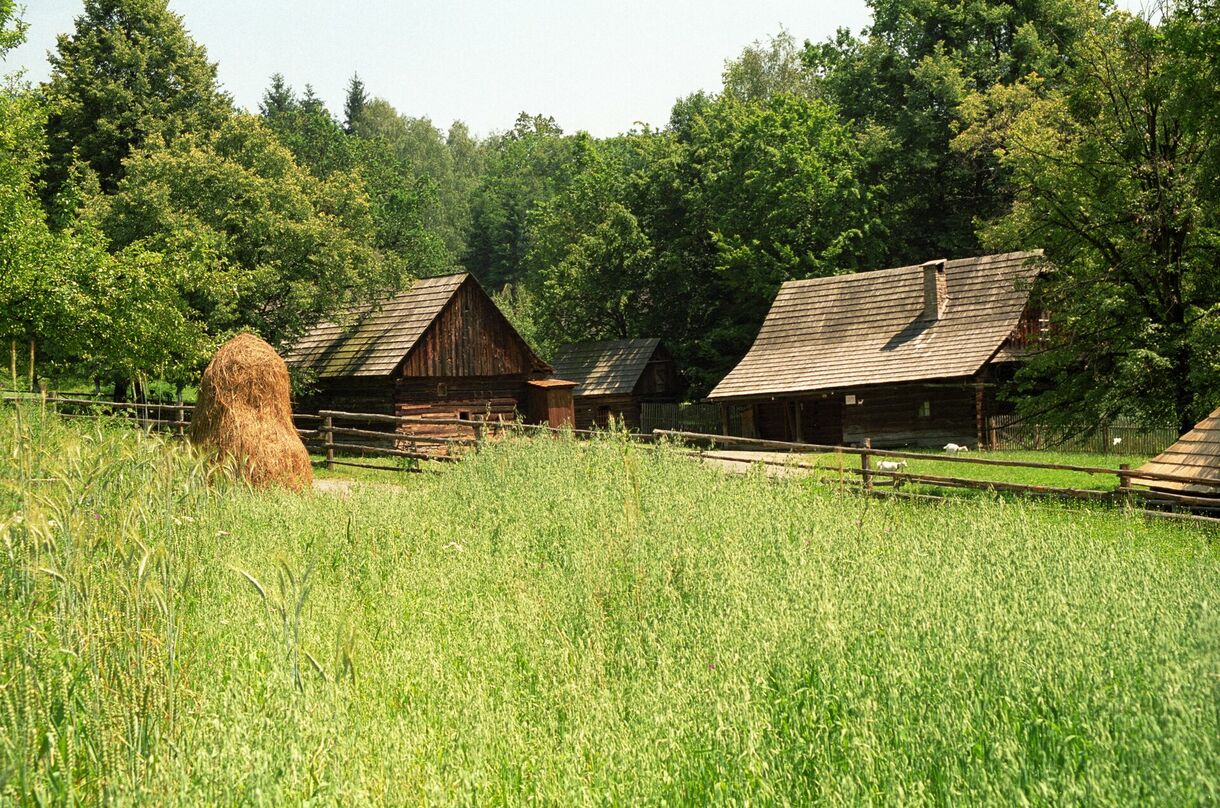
[
  {"x1": 458, "y1": 410, "x2": 471, "y2": 422},
  {"x1": 918, "y1": 401, "x2": 931, "y2": 418}
]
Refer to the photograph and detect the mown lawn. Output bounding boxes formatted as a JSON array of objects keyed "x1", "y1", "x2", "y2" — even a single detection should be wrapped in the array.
[{"x1": 2, "y1": 410, "x2": 1218, "y2": 805}]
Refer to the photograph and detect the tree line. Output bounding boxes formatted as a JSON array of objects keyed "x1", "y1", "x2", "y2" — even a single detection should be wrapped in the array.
[{"x1": 2, "y1": 0, "x2": 1218, "y2": 431}]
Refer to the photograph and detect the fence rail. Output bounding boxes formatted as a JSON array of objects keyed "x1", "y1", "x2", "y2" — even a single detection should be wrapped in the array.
[
  {"x1": 654, "y1": 429, "x2": 1220, "y2": 522},
  {"x1": 6, "y1": 393, "x2": 1219, "y2": 519},
  {"x1": 986, "y1": 414, "x2": 1178, "y2": 455}
]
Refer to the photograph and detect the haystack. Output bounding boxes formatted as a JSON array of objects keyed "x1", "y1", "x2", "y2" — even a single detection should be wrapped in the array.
[{"x1": 190, "y1": 333, "x2": 313, "y2": 491}]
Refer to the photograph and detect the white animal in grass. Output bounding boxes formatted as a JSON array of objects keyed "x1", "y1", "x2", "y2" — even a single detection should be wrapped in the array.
[
  {"x1": 943, "y1": 443, "x2": 970, "y2": 454},
  {"x1": 1113, "y1": 437, "x2": 1123, "y2": 446},
  {"x1": 876, "y1": 460, "x2": 908, "y2": 472}
]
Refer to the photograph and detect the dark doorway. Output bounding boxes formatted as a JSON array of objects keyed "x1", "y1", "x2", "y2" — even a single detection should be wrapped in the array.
[{"x1": 800, "y1": 397, "x2": 843, "y2": 445}]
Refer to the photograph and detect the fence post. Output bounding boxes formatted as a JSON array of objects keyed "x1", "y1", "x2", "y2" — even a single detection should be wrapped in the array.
[
  {"x1": 1117, "y1": 462, "x2": 1133, "y2": 507},
  {"x1": 473, "y1": 419, "x2": 485, "y2": 452},
  {"x1": 861, "y1": 438, "x2": 873, "y2": 493},
  {"x1": 176, "y1": 391, "x2": 185, "y2": 438},
  {"x1": 322, "y1": 413, "x2": 334, "y2": 470}
]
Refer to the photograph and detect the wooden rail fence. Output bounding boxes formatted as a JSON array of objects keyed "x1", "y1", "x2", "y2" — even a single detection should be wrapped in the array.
[
  {"x1": 5, "y1": 393, "x2": 1219, "y2": 520},
  {"x1": 653, "y1": 429, "x2": 1220, "y2": 523}
]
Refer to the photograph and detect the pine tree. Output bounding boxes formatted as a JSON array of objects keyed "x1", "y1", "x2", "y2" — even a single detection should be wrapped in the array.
[
  {"x1": 259, "y1": 72, "x2": 297, "y2": 119},
  {"x1": 343, "y1": 73, "x2": 368, "y2": 134},
  {"x1": 43, "y1": 0, "x2": 231, "y2": 197}
]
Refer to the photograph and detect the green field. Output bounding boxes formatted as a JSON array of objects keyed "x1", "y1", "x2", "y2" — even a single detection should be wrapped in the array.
[{"x1": 2, "y1": 410, "x2": 1219, "y2": 804}]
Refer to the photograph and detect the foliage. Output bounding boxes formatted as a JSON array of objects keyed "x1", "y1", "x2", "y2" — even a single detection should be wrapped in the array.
[
  {"x1": 2, "y1": 412, "x2": 1219, "y2": 802},
  {"x1": 94, "y1": 114, "x2": 399, "y2": 349},
  {"x1": 524, "y1": 94, "x2": 875, "y2": 394},
  {"x1": 342, "y1": 73, "x2": 368, "y2": 134},
  {"x1": 260, "y1": 80, "x2": 450, "y2": 275},
  {"x1": 960, "y1": 6, "x2": 1220, "y2": 432},
  {"x1": 463, "y1": 113, "x2": 587, "y2": 289},
  {"x1": 804, "y1": 0, "x2": 1100, "y2": 264},
  {"x1": 42, "y1": 0, "x2": 231, "y2": 197},
  {"x1": 1, "y1": 7, "x2": 199, "y2": 385}
]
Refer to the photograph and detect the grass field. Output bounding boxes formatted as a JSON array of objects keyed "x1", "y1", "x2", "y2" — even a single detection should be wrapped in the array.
[{"x1": 2, "y1": 410, "x2": 1219, "y2": 804}]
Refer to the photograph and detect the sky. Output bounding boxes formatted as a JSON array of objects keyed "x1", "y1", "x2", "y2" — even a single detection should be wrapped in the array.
[{"x1": 2, "y1": 0, "x2": 878, "y2": 138}]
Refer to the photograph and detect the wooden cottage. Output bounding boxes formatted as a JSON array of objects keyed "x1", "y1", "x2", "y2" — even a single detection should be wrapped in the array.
[
  {"x1": 1136, "y1": 409, "x2": 1220, "y2": 496},
  {"x1": 285, "y1": 273, "x2": 574, "y2": 439},
  {"x1": 707, "y1": 251, "x2": 1044, "y2": 448},
  {"x1": 550, "y1": 339, "x2": 679, "y2": 430}
]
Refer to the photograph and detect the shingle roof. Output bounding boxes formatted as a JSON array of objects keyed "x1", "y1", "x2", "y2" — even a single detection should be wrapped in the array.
[
  {"x1": 551, "y1": 338, "x2": 663, "y2": 397},
  {"x1": 284, "y1": 274, "x2": 467, "y2": 378},
  {"x1": 1138, "y1": 409, "x2": 1220, "y2": 494},
  {"x1": 708, "y1": 251, "x2": 1043, "y2": 400}
]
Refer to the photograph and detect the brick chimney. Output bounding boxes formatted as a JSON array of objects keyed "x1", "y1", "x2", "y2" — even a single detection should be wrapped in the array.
[{"x1": 922, "y1": 259, "x2": 948, "y2": 320}]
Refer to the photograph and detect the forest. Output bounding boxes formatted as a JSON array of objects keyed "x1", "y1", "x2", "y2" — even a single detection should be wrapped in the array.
[{"x1": 2, "y1": 0, "x2": 1219, "y2": 432}]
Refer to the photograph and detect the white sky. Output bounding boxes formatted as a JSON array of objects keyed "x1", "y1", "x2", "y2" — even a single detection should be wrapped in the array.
[{"x1": 3, "y1": 0, "x2": 876, "y2": 138}]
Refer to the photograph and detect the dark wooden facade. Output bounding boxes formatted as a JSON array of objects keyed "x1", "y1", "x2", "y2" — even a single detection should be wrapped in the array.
[
  {"x1": 288, "y1": 273, "x2": 565, "y2": 443},
  {"x1": 739, "y1": 374, "x2": 1011, "y2": 449},
  {"x1": 552, "y1": 339, "x2": 680, "y2": 431}
]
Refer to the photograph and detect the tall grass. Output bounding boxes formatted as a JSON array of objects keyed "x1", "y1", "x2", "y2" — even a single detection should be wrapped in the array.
[{"x1": 2, "y1": 409, "x2": 1218, "y2": 804}]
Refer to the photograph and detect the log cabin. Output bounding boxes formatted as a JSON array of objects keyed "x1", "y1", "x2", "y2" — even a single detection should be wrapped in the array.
[
  {"x1": 707, "y1": 251, "x2": 1045, "y2": 449},
  {"x1": 550, "y1": 339, "x2": 679, "y2": 431},
  {"x1": 284, "y1": 273, "x2": 573, "y2": 441}
]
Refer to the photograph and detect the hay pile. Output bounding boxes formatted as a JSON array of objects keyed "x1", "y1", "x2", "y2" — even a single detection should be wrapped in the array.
[{"x1": 189, "y1": 333, "x2": 312, "y2": 491}]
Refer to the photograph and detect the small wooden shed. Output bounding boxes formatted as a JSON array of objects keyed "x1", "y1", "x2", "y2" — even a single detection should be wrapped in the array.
[
  {"x1": 550, "y1": 339, "x2": 679, "y2": 431},
  {"x1": 1137, "y1": 409, "x2": 1220, "y2": 495},
  {"x1": 707, "y1": 251, "x2": 1045, "y2": 448},
  {"x1": 285, "y1": 273, "x2": 573, "y2": 439}
]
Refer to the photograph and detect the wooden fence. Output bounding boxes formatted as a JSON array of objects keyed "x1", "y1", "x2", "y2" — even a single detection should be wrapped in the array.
[
  {"x1": 640, "y1": 402, "x2": 741, "y2": 435},
  {"x1": 0, "y1": 393, "x2": 622, "y2": 475},
  {"x1": 986, "y1": 414, "x2": 1178, "y2": 455},
  {"x1": 653, "y1": 429, "x2": 1220, "y2": 523},
  {"x1": 6, "y1": 393, "x2": 1219, "y2": 521}
]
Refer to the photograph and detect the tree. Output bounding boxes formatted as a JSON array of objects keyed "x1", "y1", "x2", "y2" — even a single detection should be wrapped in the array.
[
  {"x1": 42, "y1": 0, "x2": 231, "y2": 197},
  {"x1": 260, "y1": 72, "x2": 297, "y2": 119},
  {"x1": 2, "y1": 4, "x2": 200, "y2": 387},
  {"x1": 959, "y1": 6, "x2": 1220, "y2": 432},
  {"x1": 804, "y1": 0, "x2": 1099, "y2": 264},
  {"x1": 722, "y1": 29, "x2": 818, "y2": 102},
  {"x1": 95, "y1": 114, "x2": 402, "y2": 348},
  {"x1": 343, "y1": 73, "x2": 368, "y2": 134},
  {"x1": 463, "y1": 113, "x2": 587, "y2": 289},
  {"x1": 525, "y1": 142, "x2": 656, "y2": 352},
  {"x1": 650, "y1": 94, "x2": 877, "y2": 392}
]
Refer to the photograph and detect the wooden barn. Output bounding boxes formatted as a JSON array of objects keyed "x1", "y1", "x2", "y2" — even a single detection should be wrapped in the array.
[
  {"x1": 707, "y1": 251, "x2": 1045, "y2": 448},
  {"x1": 1136, "y1": 409, "x2": 1220, "y2": 495},
  {"x1": 285, "y1": 273, "x2": 574, "y2": 439},
  {"x1": 550, "y1": 339, "x2": 679, "y2": 430}
]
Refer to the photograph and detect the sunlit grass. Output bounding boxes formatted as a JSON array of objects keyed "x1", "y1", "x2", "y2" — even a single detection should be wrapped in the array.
[{"x1": 2, "y1": 408, "x2": 1218, "y2": 804}]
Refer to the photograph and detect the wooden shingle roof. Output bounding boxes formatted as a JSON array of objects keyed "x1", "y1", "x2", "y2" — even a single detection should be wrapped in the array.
[
  {"x1": 551, "y1": 339, "x2": 663, "y2": 397},
  {"x1": 284, "y1": 274, "x2": 467, "y2": 378},
  {"x1": 708, "y1": 251, "x2": 1043, "y2": 400},
  {"x1": 1137, "y1": 410, "x2": 1220, "y2": 494}
]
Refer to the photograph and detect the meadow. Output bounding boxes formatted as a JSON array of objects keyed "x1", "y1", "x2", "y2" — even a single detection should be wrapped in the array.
[{"x1": 2, "y1": 409, "x2": 1219, "y2": 805}]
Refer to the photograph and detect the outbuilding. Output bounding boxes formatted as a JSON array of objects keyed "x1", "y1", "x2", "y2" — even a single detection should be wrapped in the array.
[
  {"x1": 285, "y1": 273, "x2": 573, "y2": 439},
  {"x1": 1137, "y1": 408, "x2": 1220, "y2": 495},
  {"x1": 707, "y1": 251, "x2": 1045, "y2": 448},
  {"x1": 550, "y1": 338, "x2": 679, "y2": 431}
]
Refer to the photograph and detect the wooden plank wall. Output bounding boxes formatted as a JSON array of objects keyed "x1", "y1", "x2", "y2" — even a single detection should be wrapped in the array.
[
  {"x1": 299, "y1": 377, "x2": 396, "y2": 415},
  {"x1": 741, "y1": 380, "x2": 998, "y2": 448},
  {"x1": 394, "y1": 376, "x2": 528, "y2": 442},
  {"x1": 842, "y1": 383, "x2": 981, "y2": 448},
  {"x1": 573, "y1": 394, "x2": 639, "y2": 431},
  {"x1": 399, "y1": 280, "x2": 539, "y2": 378}
]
